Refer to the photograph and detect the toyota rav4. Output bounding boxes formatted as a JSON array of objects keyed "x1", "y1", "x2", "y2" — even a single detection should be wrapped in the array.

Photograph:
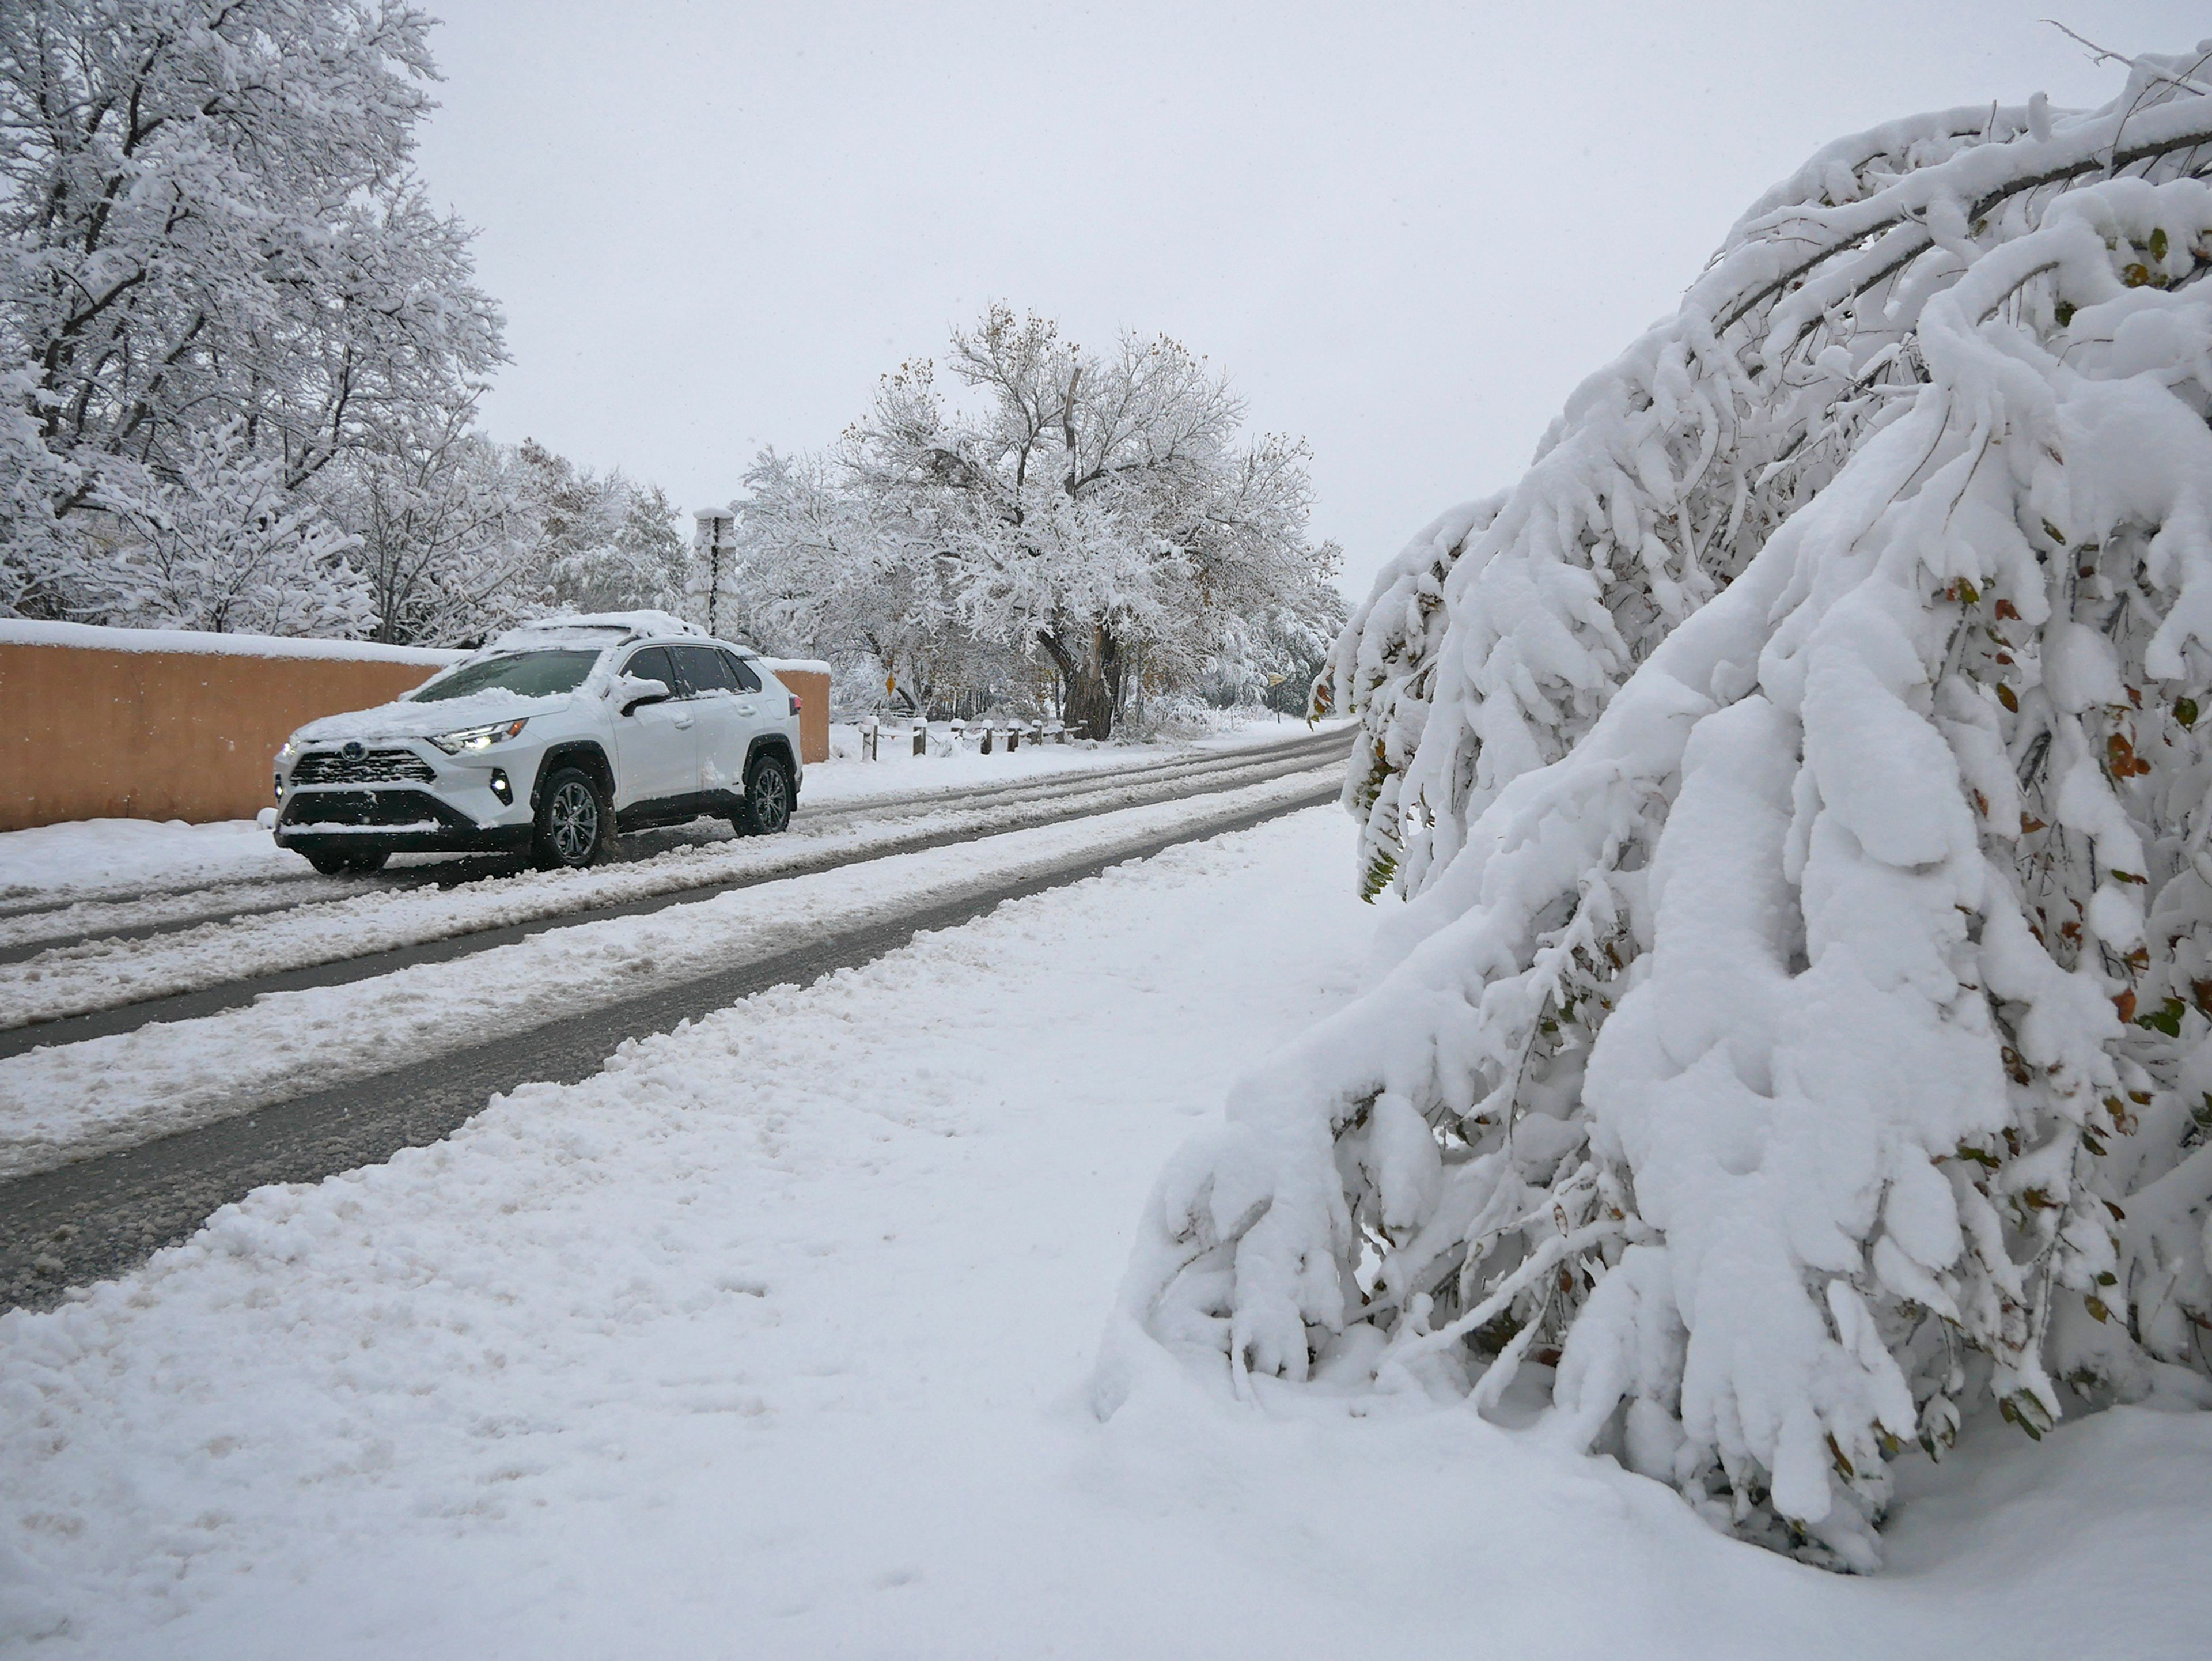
[{"x1": 271, "y1": 612, "x2": 804, "y2": 874}]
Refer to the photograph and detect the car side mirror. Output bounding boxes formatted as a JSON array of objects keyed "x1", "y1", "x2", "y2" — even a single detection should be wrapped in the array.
[{"x1": 615, "y1": 673, "x2": 672, "y2": 716}]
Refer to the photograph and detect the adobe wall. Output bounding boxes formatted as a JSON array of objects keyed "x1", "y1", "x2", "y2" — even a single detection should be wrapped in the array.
[
  {"x1": 768, "y1": 665, "x2": 832, "y2": 766},
  {"x1": 0, "y1": 631, "x2": 452, "y2": 832}
]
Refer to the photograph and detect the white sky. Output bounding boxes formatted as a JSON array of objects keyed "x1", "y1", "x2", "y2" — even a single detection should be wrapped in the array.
[{"x1": 411, "y1": 0, "x2": 2195, "y2": 597}]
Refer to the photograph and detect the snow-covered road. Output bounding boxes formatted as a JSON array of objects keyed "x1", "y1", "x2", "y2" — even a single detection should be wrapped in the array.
[
  {"x1": 0, "y1": 765, "x2": 1339, "y2": 1182},
  {"x1": 3, "y1": 806, "x2": 2204, "y2": 1657},
  {"x1": 0, "y1": 728, "x2": 1349, "y2": 1038}
]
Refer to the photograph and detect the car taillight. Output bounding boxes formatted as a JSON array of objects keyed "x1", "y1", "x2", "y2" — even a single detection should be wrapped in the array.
[{"x1": 789, "y1": 694, "x2": 803, "y2": 716}]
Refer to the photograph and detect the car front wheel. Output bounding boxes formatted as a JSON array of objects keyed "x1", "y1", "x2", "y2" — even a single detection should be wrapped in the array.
[
  {"x1": 735, "y1": 753, "x2": 793, "y2": 835},
  {"x1": 305, "y1": 848, "x2": 389, "y2": 876},
  {"x1": 533, "y1": 766, "x2": 608, "y2": 869}
]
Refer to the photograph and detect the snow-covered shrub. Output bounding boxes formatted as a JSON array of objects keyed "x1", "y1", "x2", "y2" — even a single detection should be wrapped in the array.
[
  {"x1": 1326, "y1": 60, "x2": 2212, "y2": 903},
  {"x1": 1103, "y1": 46, "x2": 2212, "y2": 1571}
]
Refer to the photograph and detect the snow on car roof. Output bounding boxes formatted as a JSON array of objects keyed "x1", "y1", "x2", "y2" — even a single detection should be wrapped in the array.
[{"x1": 480, "y1": 610, "x2": 706, "y2": 654}]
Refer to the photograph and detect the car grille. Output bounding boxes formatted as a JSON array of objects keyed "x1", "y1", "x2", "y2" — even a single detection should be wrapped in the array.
[
  {"x1": 280, "y1": 789, "x2": 452, "y2": 828},
  {"x1": 292, "y1": 747, "x2": 437, "y2": 785}
]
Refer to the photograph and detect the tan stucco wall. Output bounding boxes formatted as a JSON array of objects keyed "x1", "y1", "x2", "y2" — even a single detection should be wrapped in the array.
[
  {"x1": 0, "y1": 642, "x2": 442, "y2": 831},
  {"x1": 779, "y1": 669, "x2": 832, "y2": 766}
]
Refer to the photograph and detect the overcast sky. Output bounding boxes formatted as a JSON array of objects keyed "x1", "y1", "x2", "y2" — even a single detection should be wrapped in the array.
[{"x1": 411, "y1": 0, "x2": 2192, "y2": 597}]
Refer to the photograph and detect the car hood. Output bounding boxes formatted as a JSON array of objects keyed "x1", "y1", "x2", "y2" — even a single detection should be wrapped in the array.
[{"x1": 292, "y1": 688, "x2": 582, "y2": 745}]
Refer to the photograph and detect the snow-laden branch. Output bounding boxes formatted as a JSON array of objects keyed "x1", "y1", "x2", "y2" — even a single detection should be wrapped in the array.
[{"x1": 1325, "y1": 50, "x2": 2212, "y2": 905}]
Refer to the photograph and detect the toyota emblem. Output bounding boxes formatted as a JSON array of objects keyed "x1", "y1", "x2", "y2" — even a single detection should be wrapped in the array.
[{"x1": 343, "y1": 741, "x2": 365, "y2": 760}]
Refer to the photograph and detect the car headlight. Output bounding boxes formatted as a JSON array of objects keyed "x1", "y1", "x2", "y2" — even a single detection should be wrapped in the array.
[
  {"x1": 427, "y1": 718, "x2": 529, "y2": 755},
  {"x1": 276, "y1": 739, "x2": 298, "y2": 762}
]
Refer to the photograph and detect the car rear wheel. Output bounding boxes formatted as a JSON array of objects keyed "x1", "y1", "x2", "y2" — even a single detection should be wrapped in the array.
[
  {"x1": 533, "y1": 766, "x2": 608, "y2": 869},
  {"x1": 734, "y1": 753, "x2": 793, "y2": 835}
]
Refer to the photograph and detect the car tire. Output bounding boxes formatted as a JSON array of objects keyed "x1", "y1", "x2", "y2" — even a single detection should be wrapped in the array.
[
  {"x1": 304, "y1": 847, "x2": 389, "y2": 876},
  {"x1": 734, "y1": 752, "x2": 793, "y2": 835},
  {"x1": 533, "y1": 766, "x2": 608, "y2": 869}
]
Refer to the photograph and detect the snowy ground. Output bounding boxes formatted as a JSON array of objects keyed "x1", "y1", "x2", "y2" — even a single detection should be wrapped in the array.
[
  {"x1": 0, "y1": 717, "x2": 1325, "y2": 902},
  {"x1": 4, "y1": 807, "x2": 2206, "y2": 1657}
]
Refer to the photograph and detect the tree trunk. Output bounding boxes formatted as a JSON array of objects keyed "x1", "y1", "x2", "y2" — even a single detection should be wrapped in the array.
[{"x1": 1041, "y1": 623, "x2": 1121, "y2": 740}]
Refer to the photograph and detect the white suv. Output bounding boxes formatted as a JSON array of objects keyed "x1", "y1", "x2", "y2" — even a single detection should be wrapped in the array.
[{"x1": 271, "y1": 612, "x2": 805, "y2": 874}]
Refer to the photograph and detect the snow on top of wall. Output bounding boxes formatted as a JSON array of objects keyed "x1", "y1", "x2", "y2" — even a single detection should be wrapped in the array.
[
  {"x1": 760, "y1": 657, "x2": 832, "y2": 677},
  {"x1": 0, "y1": 618, "x2": 463, "y2": 667}
]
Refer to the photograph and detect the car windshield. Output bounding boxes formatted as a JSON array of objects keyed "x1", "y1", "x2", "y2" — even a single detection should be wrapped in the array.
[{"x1": 408, "y1": 649, "x2": 601, "y2": 703}]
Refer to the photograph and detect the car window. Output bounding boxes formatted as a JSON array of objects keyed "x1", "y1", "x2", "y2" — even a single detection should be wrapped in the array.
[
  {"x1": 721, "y1": 650, "x2": 763, "y2": 693},
  {"x1": 623, "y1": 645, "x2": 683, "y2": 694},
  {"x1": 673, "y1": 644, "x2": 738, "y2": 695},
  {"x1": 407, "y1": 649, "x2": 600, "y2": 703}
]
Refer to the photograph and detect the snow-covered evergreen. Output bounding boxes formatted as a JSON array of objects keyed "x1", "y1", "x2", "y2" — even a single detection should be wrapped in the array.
[{"x1": 1104, "y1": 44, "x2": 2212, "y2": 1569}]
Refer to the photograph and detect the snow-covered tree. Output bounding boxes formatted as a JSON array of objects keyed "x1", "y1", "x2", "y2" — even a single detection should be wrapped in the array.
[
  {"x1": 0, "y1": 0, "x2": 503, "y2": 621},
  {"x1": 720, "y1": 445, "x2": 985, "y2": 705},
  {"x1": 101, "y1": 417, "x2": 372, "y2": 634},
  {"x1": 518, "y1": 440, "x2": 689, "y2": 621},
  {"x1": 319, "y1": 408, "x2": 532, "y2": 645},
  {"x1": 1102, "y1": 44, "x2": 2212, "y2": 1571},
  {"x1": 0, "y1": 364, "x2": 80, "y2": 616},
  {"x1": 831, "y1": 308, "x2": 1340, "y2": 737},
  {"x1": 1200, "y1": 581, "x2": 1349, "y2": 715}
]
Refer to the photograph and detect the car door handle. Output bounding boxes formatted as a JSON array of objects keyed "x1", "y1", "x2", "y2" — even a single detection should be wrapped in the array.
[{"x1": 674, "y1": 713, "x2": 694, "y2": 729}]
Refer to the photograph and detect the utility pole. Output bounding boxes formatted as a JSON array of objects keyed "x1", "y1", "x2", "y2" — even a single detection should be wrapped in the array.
[{"x1": 692, "y1": 508, "x2": 736, "y2": 637}]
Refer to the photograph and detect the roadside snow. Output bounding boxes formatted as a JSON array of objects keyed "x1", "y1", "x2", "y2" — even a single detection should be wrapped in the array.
[
  {"x1": 795, "y1": 712, "x2": 1328, "y2": 807},
  {"x1": 0, "y1": 818, "x2": 306, "y2": 903},
  {"x1": 0, "y1": 767, "x2": 1335, "y2": 1177},
  {"x1": 2, "y1": 807, "x2": 2202, "y2": 1657}
]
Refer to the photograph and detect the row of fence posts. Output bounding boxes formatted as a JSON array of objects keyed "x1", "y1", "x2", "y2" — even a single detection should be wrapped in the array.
[{"x1": 858, "y1": 717, "x2": 1088, "y2": 760}]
